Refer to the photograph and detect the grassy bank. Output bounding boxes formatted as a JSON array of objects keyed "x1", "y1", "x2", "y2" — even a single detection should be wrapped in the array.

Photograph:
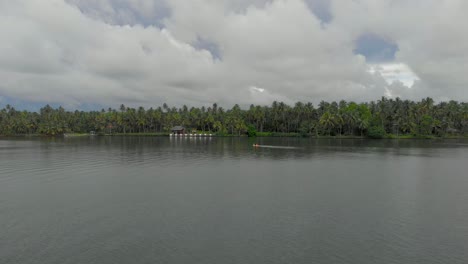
[
  {"x1": 251, "y1": 133, "x2": 467, "y2": 139},
  {"x1": 383, "y1": 134, "x2": 468, "y2": 139},
  {"x1": 104, "y1": 132, "x2": 170, "y2": 137},
  {"x1": 64, "y1": 133, "x2": 91, "y2": 137},
  {"x1": 1, "y1": 133, "x2": 466, "y2": 139},
  {"x1": 251, "y1": 132, "x2": 467, "y2": 139}
]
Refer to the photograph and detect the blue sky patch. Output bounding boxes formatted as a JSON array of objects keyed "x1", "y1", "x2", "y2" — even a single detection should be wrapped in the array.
[
  {"x1": 68, "y1": 0, "x2": 171, "y2": 28},
  {"x1": 193, "y1": 37, "x2": 222, "y2": 61},
  {"x1": 304, "y1": 0, "x2": 333, "y2": 24},
  {"x1": 354, "y1": 33, "x2": 399, "y2": 63}
]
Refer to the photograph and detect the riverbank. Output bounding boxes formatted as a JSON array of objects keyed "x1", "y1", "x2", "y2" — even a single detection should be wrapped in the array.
[
  {"x1": 74, "y1": 133, "x2": 467, "y2": 139},
  {"x1": 1, "y1": 133, "x2": 466, "y2": 139}
]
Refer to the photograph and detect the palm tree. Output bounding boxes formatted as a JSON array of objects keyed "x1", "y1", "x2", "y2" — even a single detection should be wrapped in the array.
[{"x1": 320, "y1": 111, "x2": 335, "y2": 136}]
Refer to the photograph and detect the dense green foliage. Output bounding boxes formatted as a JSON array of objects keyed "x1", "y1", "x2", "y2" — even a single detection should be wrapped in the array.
[
  {"x1": 246, "y1": 125, "x2": 257, "y2": 137},
  {"x1": 0, "y1": 97, "x2": 466, "y2": 137},
  {"x1": 367, "y1": 126, "x2": 386, "y2": 139}
]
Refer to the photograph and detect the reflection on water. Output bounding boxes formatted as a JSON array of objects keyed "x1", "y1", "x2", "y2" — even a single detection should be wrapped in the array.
[{"x1": 0, "y1": 137, "x2": 467, "y2": 264}]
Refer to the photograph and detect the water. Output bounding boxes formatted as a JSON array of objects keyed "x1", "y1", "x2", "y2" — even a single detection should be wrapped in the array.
[{"x1": 1, "y1": 137, "x2": 467, "y2": 264}]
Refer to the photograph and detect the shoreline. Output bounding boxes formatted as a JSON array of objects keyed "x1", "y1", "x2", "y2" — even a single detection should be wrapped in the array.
[{"x1": 1, "y1": 133, "x2": 466, "y2": 140}]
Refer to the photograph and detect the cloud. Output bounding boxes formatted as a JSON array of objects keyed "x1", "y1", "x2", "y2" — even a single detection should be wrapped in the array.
[
  {"x1": 249, "y1": 86, "x2": 265, "y2": 93},
  {"x1": 65, "y1": 0, "x2": 170, "y2": 27},
  {"x1": 368, "y1": 63, "x2": 419, "y2": 87},
  {"x1": 331, "y1": 0, "x2": 468, "y2": 101},
  {"x1": 0, "y1": 0, "x2": 467, "y2": 110}
]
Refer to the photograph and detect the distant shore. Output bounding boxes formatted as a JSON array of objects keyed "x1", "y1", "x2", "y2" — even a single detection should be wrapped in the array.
[
  {"x1": 2, "y1": 98, "x2": 466, "y2": 140},
  {"x1": 1, "y1": 133, "x2": 466, "y2": 139}
]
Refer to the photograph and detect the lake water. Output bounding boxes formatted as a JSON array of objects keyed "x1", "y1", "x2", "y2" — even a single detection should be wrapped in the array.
[{"x1": 1, "y1": 137, "x2": 467, "y2": 264}]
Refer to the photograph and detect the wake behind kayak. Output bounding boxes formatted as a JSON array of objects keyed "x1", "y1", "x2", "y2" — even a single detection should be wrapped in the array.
[{"x1": 253, "y1": 144, "x2": 300, "y2": 149}]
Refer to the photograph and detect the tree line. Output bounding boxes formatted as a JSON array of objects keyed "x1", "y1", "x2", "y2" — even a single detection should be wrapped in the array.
[{"x1": 0, "y1": 97, "x2": 467, "y2": 138}]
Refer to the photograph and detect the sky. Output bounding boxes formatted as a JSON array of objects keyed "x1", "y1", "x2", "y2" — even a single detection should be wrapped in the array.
[{"x1": 0, "y1": 0, "x2": 467, "y2": 110}]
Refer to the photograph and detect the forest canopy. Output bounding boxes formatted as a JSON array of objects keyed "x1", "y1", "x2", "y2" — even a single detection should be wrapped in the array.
[{"x1": 0, "y1": 97, "x2": 466, "y2": 138}]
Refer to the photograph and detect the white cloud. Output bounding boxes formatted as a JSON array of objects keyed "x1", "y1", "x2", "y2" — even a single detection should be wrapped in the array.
[
  {"x1": 0, "y1": 0, "x2": 467, "y2": 109},
  {"x1": 249, "y1": 86, "x2": 265, "y2": 93},
  {"x1": 65, "y1": 0, "x2": 170, "y2": 26},
  {"x1": 331, "y1": 0, "x2": 468, "y2": 101},
  {"x1": 368, "y1": 63, "x2": 419, "y2": 87}
]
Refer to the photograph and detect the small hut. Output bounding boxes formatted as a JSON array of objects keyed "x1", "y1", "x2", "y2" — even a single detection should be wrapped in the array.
[{"x1": 171, "y1": 126, "x2": 185, "y2": 135}]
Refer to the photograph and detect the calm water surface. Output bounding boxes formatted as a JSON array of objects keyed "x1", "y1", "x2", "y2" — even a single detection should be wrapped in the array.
[{"x1": 1, "y1": 137, "x2": 467, "y2": 264}]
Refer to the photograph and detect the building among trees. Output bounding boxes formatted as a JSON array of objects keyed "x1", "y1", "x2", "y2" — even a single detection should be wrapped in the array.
[{"x1": 171, "y1": 126, "x2": 185, "y2": 135}]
